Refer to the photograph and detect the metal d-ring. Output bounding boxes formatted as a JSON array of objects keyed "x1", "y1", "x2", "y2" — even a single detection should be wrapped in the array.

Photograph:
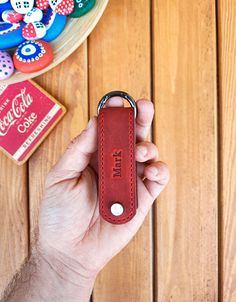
[{"x1": 97, "y1": 91, "x2": 137, "y2": 118}]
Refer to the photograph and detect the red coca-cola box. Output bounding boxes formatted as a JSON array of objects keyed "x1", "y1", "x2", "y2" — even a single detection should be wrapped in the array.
[{"x1": 0, "y1": 80, "x2": 66, "y2": 165}]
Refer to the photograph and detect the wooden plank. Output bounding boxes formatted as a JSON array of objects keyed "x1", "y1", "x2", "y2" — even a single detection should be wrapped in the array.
[
  {"x1": 218, "y1": 1, "x2": 236, "y2": 300},
  {"x1": 0, "y1": 157, "x2": 28, "y2": 298},
  {"x1": 152, "y1": 0, "x2": 218, "y2": 300},
  {"x1": 29, "y1": 42, "x2": 88, "y2": 235},
  {"x1": 89, "y1": 1, "x2": 152, "y2": 301}
]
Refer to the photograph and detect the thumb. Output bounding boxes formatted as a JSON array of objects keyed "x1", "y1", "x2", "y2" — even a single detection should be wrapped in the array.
[{"x1": 49, "y1": 117, "x2": 97, "y2": 182}]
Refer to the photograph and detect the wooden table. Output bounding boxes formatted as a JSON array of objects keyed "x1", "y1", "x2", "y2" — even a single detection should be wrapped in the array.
[{"x1": 0, "y1": 0, "x2": 236, "y2": 301}]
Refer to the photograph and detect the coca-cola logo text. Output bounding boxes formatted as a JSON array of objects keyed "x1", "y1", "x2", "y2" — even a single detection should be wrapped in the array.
[
  {"x1": 18, "y1": 113, "x2": 37, "y2": 133},
  {"x1": 0, "y1": 88, "x2": 33, "y2": 136}
]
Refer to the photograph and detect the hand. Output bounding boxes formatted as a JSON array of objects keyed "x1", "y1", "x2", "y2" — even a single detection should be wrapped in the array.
[{"x1": 38, "y1": 98, "x2": 169, "y2": 284}]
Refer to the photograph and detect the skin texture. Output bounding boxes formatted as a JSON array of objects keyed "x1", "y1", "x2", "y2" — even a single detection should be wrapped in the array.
[{"x1": 2, "y1": 98, "x2": 169, "y2": 302}]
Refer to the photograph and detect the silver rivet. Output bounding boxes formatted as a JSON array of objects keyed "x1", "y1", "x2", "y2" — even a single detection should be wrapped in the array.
[{"x1": 111, "y1": 203, "x2": 124, "y2": 216}]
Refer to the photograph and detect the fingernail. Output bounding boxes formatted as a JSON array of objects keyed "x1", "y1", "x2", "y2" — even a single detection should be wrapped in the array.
[
  {"x1": 148, "y1": 166, "x2": 158, "y2": 176},
  {"x1": 86, "y1": 117, "x2": 94, "y2": 129},
  {"x1": 137, "y1": 145, "x2": 148, "y2": 157},
  {"x1": 107, "y1": 97, "x2": 123, "y2": 107}
]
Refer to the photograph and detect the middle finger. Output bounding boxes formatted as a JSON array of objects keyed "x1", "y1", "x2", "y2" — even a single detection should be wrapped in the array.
[{"x1": 135, "y1": 141, "x2": 159, "y2": 163}]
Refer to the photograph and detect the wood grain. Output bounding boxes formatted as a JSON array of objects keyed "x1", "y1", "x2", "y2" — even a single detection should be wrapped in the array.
[
  {"x1": 0, "y1": 157, "x2": 28, "y2": 298},
  {"x1": 29, "y1": 42, "x2": 88, "y2": 233},
  {"x1": 2, "y1": 1, "x2": 234, "y2": 299},
  {"x1": 152, "y1": 0, "x2": 218, "y2": 301},
  {"x1": 218, "y1": 1, "x2": 236, "y2": 301},
  {"x1": 89, "y1": 0, "x2": 152, "y2": 301}
]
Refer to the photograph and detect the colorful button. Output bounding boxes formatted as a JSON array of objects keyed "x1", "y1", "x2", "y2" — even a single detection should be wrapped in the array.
[
  {"x1": 13, "y1": 40, "x2": 53, "y2": 73},
  {"x1": 36, "y1": 0, "x2": 49, "y2": 10},
  {"x1": 49, "y1": 0, "x2": 74, "y2": 16},
  {"x1": 69, "y1": 0, "x2": 95, "y2": 18},
  {"x1": 0, "y1": 50, "x2": 14, "y2": 80},
  {"x1": 0, "y1": 21, "x2": 25, "y2": 49},
  {"x1": 10, "y1": 0, "x2": 34, "y2": 14},
  {"x1": 24, "y1": 7, "x2": 43, "y2": 23},
  {"x1": 42, "y1": 8, "x2": 66, "y2": 42},
  {"x1": 2, "y1": 9, "x2": 23, "y2": 23},
  {"x1": 22, "y1": 21, "x2": 46, "y2": 40}
]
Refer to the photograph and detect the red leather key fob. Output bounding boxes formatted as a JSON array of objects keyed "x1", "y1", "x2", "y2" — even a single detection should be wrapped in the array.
[{"x1": 97, "y1": 91, "x2": 137, "y2": 224}]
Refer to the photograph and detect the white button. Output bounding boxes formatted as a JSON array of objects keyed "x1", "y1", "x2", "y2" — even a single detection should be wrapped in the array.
[
  {"x1": 24, "y1": 8, "x2": 43, "y2": 23},
  {"x1": 10, "y1": 0, "x2": 34, "y2": 14},
  {"x1": 111, "y1": 203, "x2": 124, "y2": 216}
]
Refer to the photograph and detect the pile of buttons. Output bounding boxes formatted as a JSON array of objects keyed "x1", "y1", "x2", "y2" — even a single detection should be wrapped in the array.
[{"x1": 0, "y1": 0, "x2": 96, "y2": 80}]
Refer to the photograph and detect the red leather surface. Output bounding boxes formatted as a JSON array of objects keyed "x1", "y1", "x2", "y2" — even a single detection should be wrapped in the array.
[{"x1": 98, "y1": 107, "x2": 137, "y2": 224}]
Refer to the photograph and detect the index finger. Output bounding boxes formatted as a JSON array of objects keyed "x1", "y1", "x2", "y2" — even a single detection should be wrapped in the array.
[
  {"x1": 105, "y1": 97, "x2": 154, "y2": 141},
  {"x1": 136, "y1": 99, "x2": 154, "y2": 142}
]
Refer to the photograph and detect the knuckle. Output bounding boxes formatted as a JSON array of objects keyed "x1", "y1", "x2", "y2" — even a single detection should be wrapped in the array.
[{"x1": 159, "y1": 162, "x2": 170, "y2": 182}]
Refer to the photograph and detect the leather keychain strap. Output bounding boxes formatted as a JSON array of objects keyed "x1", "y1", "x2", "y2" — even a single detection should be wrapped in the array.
[{"x1": 97, "y1": 91, "x2": 137, "y2": 224}]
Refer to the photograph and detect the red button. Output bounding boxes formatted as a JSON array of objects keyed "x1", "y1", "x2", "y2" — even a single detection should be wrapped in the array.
[
  {"x1": 36, "y1": 0, "x2": 49, "y2": 10},
  {"x1": 13, "y1": 40, "x2": 53, "y2": 73}
]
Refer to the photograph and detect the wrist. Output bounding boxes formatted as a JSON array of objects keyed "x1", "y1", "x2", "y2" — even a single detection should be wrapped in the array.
[
  {"x1": 33, "y1": 242, "x2": 96, "y2": 301},
  {"x1": 4, "y1": 242, "x2": 96, "y2": 302}
]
